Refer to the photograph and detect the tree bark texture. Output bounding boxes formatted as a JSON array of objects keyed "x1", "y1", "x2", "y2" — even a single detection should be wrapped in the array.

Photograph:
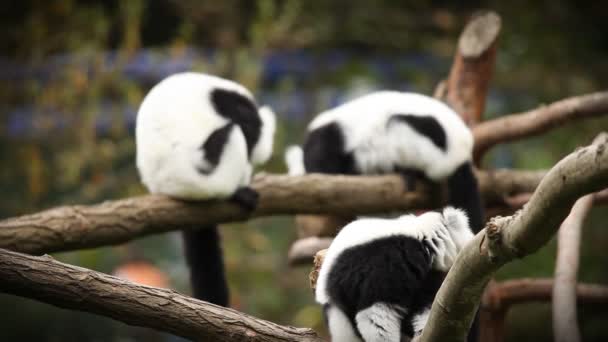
[
  {"x1": 0, "y1": 169, "x2": 546, "y2": 255},
  {"x1": 0, "y1": 248, "x2": 323, "y2": 342}
]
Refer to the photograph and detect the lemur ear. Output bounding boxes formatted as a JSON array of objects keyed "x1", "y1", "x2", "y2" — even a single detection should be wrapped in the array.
[
  {"x1": 442, "y1": 207, "x2": 470, "y2": 232},
  {"x1": 251, "y1": 106, "x2": 276, "y2": 165}
]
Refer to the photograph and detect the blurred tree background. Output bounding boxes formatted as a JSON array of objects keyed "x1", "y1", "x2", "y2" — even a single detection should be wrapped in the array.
[{"x1": 1, "y1": 1, "x2": 607, "y2": 341}]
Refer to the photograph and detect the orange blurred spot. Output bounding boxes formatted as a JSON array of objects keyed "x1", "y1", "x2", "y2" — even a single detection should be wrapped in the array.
[{"x1": 113, "y1": 261, "x2": 170, "y2": 288}]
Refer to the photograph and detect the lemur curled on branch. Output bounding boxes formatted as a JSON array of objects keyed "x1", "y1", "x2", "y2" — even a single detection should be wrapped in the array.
[
  {"x1": 317, "y1": 208, "x2": 475, "y2": 342},
  {"x1": 286, "y1": 91, "x2": 484, "y2": 341},
  {"x1": 136, "y1": 72, "x2": 276, "y2": 306}
]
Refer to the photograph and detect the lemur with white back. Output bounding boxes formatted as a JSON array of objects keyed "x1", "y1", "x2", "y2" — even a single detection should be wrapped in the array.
[
  {"x1": 136, "y1": 72, "x2": 275, "y2": 306},
  {"x1": 316, "y1": 207, "x2": 475, "y2": 342},
  {"x1": 286, "y1": 91, "x2": 483, "y2": 230},
  {"x1": 286, "y1": 91, "x2": 484, "y2": 341}
]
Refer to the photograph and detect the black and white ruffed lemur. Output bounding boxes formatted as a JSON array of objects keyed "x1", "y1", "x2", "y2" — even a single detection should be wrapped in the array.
[
  {"x1": 317, "y1": 207, "x2": 475, "y2": 342},
  {"x1": 285, "y1": 91, "x2": 484, "y2": 341},
  {"x1": 136, "y1": 72, "x2": 276, "y2": 306}
]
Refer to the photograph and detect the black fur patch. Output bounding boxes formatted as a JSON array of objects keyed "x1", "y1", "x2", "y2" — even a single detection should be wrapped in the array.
[
  {"x1": 388, "y1": 114, "x2": 447, "y2": 151},
  {"x1": 447, "y1": 162, "x2": 484, "y2": 233},
  {"x1": 325, "y1": 236, "x2": 438, "y2": 339},
  {"x1": 198, "y1": 123, "x2": 234, "y2": 175},
  {"x1": 395, "y1": 167, "x2": 429, "y2": 192},
  {"x1": 182, "y1": 226, "x2": 229, "y2": 306},
  {"x1": 229, "y1": 186, "x2": 259, "y2": 211},
  {"x1": 303, "y1": 123, "x2": 357, "y2": 174},
  {"x1": 210, "y1": 88, "x2": 261, "y2": 157}
]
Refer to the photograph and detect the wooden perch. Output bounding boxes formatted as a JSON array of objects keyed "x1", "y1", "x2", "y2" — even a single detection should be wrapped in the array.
[
  {"x1": 417, "y1": 134, "x2": 608, "y2": 342},
  {"x1": 0, "y1": 248, "x2": 322, "y2": 342},
  {"x1": 436, "y1": 11, "x2": 501, "y2": 126},
  {"x1": 0, "y1": 169, "x2": 546, "y2": 256},
  {"x1": 473, "y1": 91, "x2": 608, "y2": 160}
]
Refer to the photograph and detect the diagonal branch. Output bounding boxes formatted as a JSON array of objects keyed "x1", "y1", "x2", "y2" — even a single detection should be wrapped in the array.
[
  {"x1": 0, "y1": 169, "x2": 545, "y2": 255},
  {"x1": 473, "y1": 91, "x2": 608, "y2": 160},
  {"x1": 0, "y1": 248, "x2": 323, "y2": 342},
  {"x1": 417, "y1": 134, "x2": 608, "y2": 342}
]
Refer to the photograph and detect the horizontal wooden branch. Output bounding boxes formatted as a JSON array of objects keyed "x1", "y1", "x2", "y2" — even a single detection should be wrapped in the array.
[
  {"x1": 473, "y1": 91, "x2": 608, "y2": 160},
  {"x1": 480, "y1": 278, "x2": 608, "y2": 342},
  {"x1": 0, "y1": 169, "x2": 545, "y2": 255},
  {"x1": 418, "y1": 134, "x2": 608, "y2": 342},
  {"x1": 0, "y1": 248, "x2": 322, "y2": 342},
  {"x1": 482, "y1": 278, "x2": 608, "y2": 311}
]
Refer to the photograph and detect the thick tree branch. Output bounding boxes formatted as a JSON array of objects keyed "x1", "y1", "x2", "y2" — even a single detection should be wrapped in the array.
[
  {"x1": 417, "y1": 135, "x2": 608, "y2": 342},
  {"x1": 473, "y1": 91, "x2": 608, "y2": 160},
  {"x1": 0, "y1": 248, "x2": 322, "y2": 342},
  {"x1": 0, "y1": 169, "x2": 544, "y2": 255}
]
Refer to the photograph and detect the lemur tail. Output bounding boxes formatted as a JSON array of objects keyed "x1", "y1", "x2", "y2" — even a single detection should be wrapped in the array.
[
  {"x1": 285, "y1": 145, "x2": 305, "y2": 175},
  {"x1": 182, "y1": 226, "x2": 229, "y2": 306}
]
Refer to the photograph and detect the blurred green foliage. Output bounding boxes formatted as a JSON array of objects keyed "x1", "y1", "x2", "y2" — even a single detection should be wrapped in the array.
[{"x1": 0, "y1": 1, "x2": 607, "y2": 341}]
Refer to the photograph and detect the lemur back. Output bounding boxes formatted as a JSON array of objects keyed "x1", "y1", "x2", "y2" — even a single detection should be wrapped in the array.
[
  {"x1": 316, "y1": 208, "x2": 475, "y2": 341},
  {"x1": 287, "y1": 91, "x2": 483, "y2": 232}
]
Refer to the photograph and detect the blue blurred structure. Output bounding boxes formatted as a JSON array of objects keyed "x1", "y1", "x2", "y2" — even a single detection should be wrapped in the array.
[{"x1": 1, "y1": 48, "x2": 449, "y2": 139}]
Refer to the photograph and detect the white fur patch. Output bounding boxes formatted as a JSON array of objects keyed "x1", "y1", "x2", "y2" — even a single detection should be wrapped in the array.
[
  {"x1": 411, "y1": 307, "x2": 431, "y2": 335},
  {"x1": 251, "y1": 106, "x2": 276, "y2": 165},
  {"x1": 307, "y1": 91, "x2": 473, "y2": 180},
  {"x1": 136, "y1": 72, "x2": 273, "y2": 200},
  {"x1": 326, "y1": 305, "x2": 362, "y2": 342},
  {"x1": 316, "y1": 208, "x2": 474, "y2": 304},
  {"x1": 284, "y1": 145, "x2": 305, "y2": 175},
  {"x1": 442, "y1": 207, "x2": 475, "y2": 251},
  {"x1": 355, "y1": 303, "x2": 403, "y2": 342}
]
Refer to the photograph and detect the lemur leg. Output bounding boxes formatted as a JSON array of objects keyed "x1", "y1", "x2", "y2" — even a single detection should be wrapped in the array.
[
  {"x1": 326, "y1": 305, "x2": 362, "y2": 342},
  {"x1": 355, "y1": 303, "x2": 403, "y2": 342},
  {"x1": 396, "y1": 168, "x2": 426, "y2": 192}
]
